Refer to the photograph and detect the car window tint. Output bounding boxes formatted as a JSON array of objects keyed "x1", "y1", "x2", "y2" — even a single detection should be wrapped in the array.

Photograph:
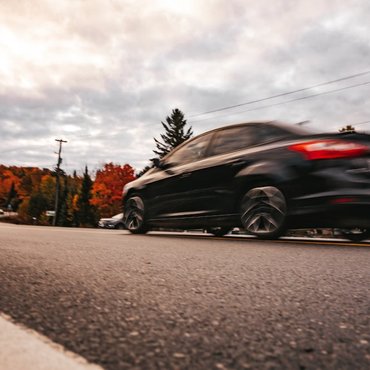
[
  {"x1": 254, "y1": 124, "x2": 294, "y2": 144},
  {"x1": 211, "y1": 126, "x2": 254, "y2": 155},
  {"x1": 166, "y1": 134, "x2": 212, "y2": 166}
]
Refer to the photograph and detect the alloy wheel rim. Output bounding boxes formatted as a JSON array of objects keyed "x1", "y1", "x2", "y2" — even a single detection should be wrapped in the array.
[
  {"x1": 241, "y1": 187, "x2": 286, "y2": 234},
  {"x1": 125, "y1": 197, "x2": 144, "y2": 231}
]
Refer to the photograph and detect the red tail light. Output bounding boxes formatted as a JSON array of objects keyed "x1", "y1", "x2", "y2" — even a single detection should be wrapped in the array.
[{"x1": 289, "y1": 139, "x2": 368, "y2": 160}]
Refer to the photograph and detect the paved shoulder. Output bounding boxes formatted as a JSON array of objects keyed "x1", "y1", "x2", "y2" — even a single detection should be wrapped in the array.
[{"x1": 0, "y1": 314, "x2": 103, "y2": 370}]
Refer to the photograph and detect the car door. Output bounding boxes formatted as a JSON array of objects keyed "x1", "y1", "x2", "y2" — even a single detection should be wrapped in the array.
[
  {"x1": 145, "y1": 132, "x2": 214, "y2": 219},
  {"x1": 198, "y1": 124, "x2": 257, "y2": 214}
]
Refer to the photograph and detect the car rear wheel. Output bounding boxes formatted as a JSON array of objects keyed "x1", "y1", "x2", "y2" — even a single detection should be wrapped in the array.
[
  {"x1": 240, "y1": 186, "x2": 287, "y2": 239},
  {"x1": 124, "y1": 195, "x2": 148, "y2": 234},
  {"x1": 339, "y1": 228, "x2": 370, "y2": 242},
  {"x1": 207, "y1": 227, "x2": 231, "y2": 237}
]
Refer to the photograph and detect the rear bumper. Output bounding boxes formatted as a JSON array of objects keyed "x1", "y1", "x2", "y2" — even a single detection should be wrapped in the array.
[{"x1": 289, "y1": 190, "x2": 370, "y2": 228}]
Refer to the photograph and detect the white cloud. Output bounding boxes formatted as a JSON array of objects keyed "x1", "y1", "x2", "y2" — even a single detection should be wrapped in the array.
[{"x1": 0, "y1": 0, "x2": 370, "y2": 173}]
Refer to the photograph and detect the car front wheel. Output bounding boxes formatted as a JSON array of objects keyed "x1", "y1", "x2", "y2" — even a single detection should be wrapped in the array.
[
  {"x1": 124, "y1": 195, "x2": 148, "y2": 234},
  {"x1": 240, "y1": 186, "x2": 287, "y2": 239}
]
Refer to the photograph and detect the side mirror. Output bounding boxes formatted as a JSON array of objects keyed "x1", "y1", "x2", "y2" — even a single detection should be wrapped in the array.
[{"x1": 150, "y1": 158, "x2": 163, "y2": 168}]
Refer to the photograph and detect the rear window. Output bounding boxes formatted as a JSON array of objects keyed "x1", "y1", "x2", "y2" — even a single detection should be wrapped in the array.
[
  {"x1": 254, "y1": 124, "x2": 294, "y2": 144},
  {"x1": 210, "y1": 126, "x2": 255, "y2": 155}
]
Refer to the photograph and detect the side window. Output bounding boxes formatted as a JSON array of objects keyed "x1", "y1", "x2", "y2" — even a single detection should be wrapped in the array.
[
  {"x1": 210, "y1": 126, "x2": 254, "y2": 156},
  {"x1": 254, "y1": 124, "x2": 292, "y2": 144},
  {"x1": 166, "y1": 133, "x2": 212, "y2": 166}
]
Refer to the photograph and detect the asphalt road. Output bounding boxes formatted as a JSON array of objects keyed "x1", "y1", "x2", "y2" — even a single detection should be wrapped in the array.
[{"x1": 0, "y1": 223, "x2": 369, "y2": 370}]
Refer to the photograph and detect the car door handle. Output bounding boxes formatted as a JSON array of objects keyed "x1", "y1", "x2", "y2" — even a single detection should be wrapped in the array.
[
  {"x1": 231, "y1": 161, "x2": 245, "y2": 167},
  {"x1": 180, "y1": 172, "x2": 192, "y2": 178}
]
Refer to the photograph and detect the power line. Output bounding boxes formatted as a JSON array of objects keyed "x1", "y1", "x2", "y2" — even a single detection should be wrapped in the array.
[
  {"x1": 353, "y1": 120, "x2": 370, "y2": 126},
  {"x1": 189, "y1": 70, "x2": 370, "y2": 118},
  {"x1": 189, "y1": 80, "x2": 370, "y2": 123}
]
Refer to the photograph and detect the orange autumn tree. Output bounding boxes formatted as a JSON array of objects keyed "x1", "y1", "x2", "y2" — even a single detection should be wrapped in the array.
[
  {"x1": 0, "y1": 166, "x2": 50, "y2": 211},
  {"x1": 91, "y1": 163, "x2": 136, "y2": 217},
  {"x1": 0, "y1": 167, "x2": 21, "y2": 207}
]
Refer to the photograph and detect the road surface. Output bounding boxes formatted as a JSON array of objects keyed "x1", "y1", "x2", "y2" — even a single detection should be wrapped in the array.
[{"x1": 0, "y1": 223, "x2": 369, "y2": 369}]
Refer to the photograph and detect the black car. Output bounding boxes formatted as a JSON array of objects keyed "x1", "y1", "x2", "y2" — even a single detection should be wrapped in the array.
[{"x1": 123, "y1": 121, "x2": 370, "y2": 241}]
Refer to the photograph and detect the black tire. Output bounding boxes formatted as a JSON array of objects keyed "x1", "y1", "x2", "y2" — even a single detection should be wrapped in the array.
[
  {"x1": 339, "y1": 228, "x2": 370, "y2": 242},
  {"x1": 124, "y1": 195, "x2": 148, "y2": 234},
  {"x1": 207, "y1": 227, "x2": 231, "y2": 237},
  {"x1": 240, "y1": 186, "x2": 287, "y2": 239},
  {"x1": 115, "y1": 223, "x2": 125, "y2": 230}
]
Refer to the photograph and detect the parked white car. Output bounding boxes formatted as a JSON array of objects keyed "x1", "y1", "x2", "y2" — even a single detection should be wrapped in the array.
[{"x1": 98, "y1": 213, "x2": 125, "y2": 229}]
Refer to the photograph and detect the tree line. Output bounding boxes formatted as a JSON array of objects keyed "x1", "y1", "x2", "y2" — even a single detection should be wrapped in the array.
[
  {"x1": 0, "y1": 163, "x2": 136, "y2": 226},
  {"x1": 0, "y1": 108, "x2": 193, "y2": 227}
]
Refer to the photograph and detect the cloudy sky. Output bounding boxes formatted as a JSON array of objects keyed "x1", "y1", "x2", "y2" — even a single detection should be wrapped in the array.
[{"x1": 1, "y1": 0, "x2": 370, "y2": 174}]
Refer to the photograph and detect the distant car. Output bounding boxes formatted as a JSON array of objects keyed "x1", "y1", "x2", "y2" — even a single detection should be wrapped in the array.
[
  {"x1": 0, "y1": 209, "x2": 4, "y2": 215},
  {"x1": 123, "y1": 121, "x2": 370, "y2": 241},
  {"x1": 98, "y1": 213, "x2": 125, "y2": 229}
]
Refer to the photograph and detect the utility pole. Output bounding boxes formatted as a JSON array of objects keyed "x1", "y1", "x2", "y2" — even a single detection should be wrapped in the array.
[{"x1": 53, "y1": 139, "x2": 67, "y2": 226}]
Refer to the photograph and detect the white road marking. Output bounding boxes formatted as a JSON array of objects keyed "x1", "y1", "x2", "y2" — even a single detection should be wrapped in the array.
[{"x1": 0, "y1": 313, "x2": 103, "y2": 370}]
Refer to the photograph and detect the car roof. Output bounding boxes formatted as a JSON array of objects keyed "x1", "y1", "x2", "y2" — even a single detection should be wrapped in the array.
[
  {"x1": 162, "y1": 120, "x2": 306, "y2": 160},
  {"x1": 199, "y1": 120, "x2": 309, "y2": 135}
]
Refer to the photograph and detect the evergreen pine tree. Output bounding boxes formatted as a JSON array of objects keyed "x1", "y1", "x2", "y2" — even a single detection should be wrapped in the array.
[
  {"x1": 57, "y1": 177, "x2": 69, "y2": 226},
  {"x1": 77, "y1": 166, "x2": 96, "y2": 227},
  {"x1": 28, "y1": 192, "x2": 48, "y2": 219},
  {"x1": 153, "y1": 108, "x2": 193, "y2": 158},
  {"x1": 6, "y1": 182, "x2": 19, "y2": 211}
]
